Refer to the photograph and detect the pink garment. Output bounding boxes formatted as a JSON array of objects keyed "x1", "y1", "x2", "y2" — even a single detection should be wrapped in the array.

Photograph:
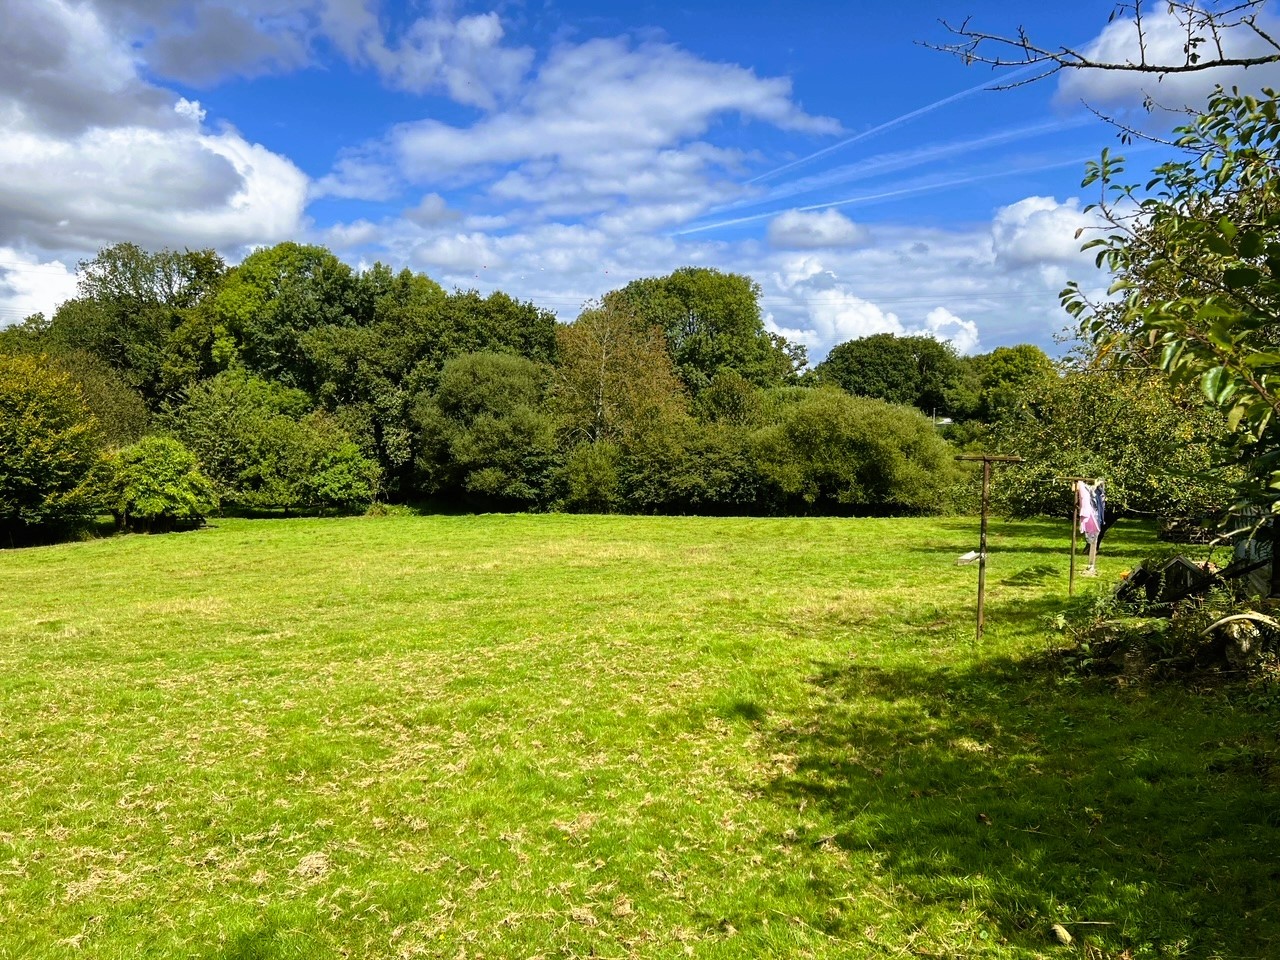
[{"x1": 1078, "y1": 481, "x2": 1100, "y2": 537}]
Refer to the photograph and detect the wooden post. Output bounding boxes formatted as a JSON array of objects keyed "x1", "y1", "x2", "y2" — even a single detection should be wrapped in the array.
[
  {"x1": 956, "y1": 454, "x2": 1024, "y2": 641},
  {"x1": 977, "y1": 458, "x2": 991, "y2": 639},
  {"x1": 1070, "y1": 500, "x2": 1079, "y2": 596}
]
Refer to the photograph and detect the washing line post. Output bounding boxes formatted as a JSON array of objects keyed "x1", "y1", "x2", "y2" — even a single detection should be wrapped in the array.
[{"x1": 956, "y1": 454, "x2": 1024, "y2": 641}]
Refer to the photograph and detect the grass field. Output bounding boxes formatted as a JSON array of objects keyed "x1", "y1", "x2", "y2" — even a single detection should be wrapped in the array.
[{"x1": 1, "y1": 514, "x2": 1277, "y2": 959}]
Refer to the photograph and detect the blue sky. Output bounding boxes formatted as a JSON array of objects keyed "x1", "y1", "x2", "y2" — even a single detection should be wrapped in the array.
[{"x1": 3, "y1": 0, "x2": 1278, "y2": 360}]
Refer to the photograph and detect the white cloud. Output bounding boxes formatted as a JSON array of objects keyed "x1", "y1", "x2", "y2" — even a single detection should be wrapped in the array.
[
  {"x1": 0, "y1": 121, "x2": 308, "y2": 253},
  {"x1": 174, "y1": 98, "x2": 207, "y2": 123},
  {"x1": 395, "y1": 38, "x2": 836, "y2": 180},
  {"x1": 923, "y1": 306, "x2": 980, "y2": 355},
  {"x1": 312, "y1": 155, "x2": 399, "y2": 201},
  {"x1": 0, "y1": 248, "x2": 78, "y2": 325},
  {"x1": 84, "y1": 1, "x2": 533, "y2": 110},
  {"x1": 323, "y1": 219, "x2": 380, "y2": 249},
  {"x1": 0, "y1": 0, "x2": 177, "y2": 134},
  {"x1": 767, "y1": 209, "x2": 867, "y2": 249},
  {"x1": 991, "y1": 196, "x2": 1096, "y2": 269},
  {"x1": 365, "y1": 12, "x2": 533, "y2": 109},
  {"x1": 0, "y1": 0, "x2": 310, "y2": 257},
  {"x1": 404, "y1": 193, "x2": 459, "y2": 227},
  {"x1": 411, "y1": 232, "x2": 503, "y2": 274}
]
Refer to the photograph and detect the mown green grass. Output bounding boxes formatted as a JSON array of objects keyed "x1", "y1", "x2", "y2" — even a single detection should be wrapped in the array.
[{"x1": 1, "y1": 515, "x2": 1276, "y2": 959}]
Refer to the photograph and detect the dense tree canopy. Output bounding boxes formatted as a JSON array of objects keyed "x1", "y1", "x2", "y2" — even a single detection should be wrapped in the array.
[
  {"x1": 107, "y1": 436, "x2": 216, "y2": 532},
  {"x1": 552, "y1": 300, "x2": 688, "y2": 447},
  {"x1": 815, "y1": 333, "x2": 968, "y2": 418},
  {"x1": 48, "y1": 243, "x2": 225, "y2": 403},
  {"x1": 415, "y1": 352, "x2": 557, "y2": 509},
  {"x1": 752, "y1": 387, "x2": 958, "y2": 514},
  {"x1": 0, "y1": 354, "x2": 104, "y2": 541},
  {"x1": 991, "y1": 367, "x2": 1238, "y2": 526},
  {"x1": 0, "y1": 236, "x2": 1134, "y2": 534},
  {"x1": 607, "y1": 267, "x2": 804, "y2": 393}
]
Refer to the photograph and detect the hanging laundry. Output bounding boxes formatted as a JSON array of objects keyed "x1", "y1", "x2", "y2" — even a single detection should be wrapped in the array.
[{"x1": 1077, "y1": 480, "x2": 1100, "y2": 540}]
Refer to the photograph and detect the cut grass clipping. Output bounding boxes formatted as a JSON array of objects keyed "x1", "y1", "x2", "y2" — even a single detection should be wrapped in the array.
[{"x1": 1, "y1": 515, "x2": 1277, "y2": 958}]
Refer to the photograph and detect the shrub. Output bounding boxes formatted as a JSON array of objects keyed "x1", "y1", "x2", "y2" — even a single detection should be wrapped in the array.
[
  {"x1": 107, "y1": 435, "x2": 217, "y2": 532},
  {"x1": 557, "y1": 441, "x2": 623, "y2": 513},
  {"x1": 751, "y1": 387, "x2": 956, "y2": 514}
]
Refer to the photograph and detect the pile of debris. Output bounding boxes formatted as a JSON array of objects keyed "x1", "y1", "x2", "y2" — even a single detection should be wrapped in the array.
[{"x1": 1066, "y1": 555, "x2": 1280, "y2": 680}]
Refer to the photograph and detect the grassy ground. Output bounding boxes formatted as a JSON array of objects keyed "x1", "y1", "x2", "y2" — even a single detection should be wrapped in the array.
[{"x1": 0, "y1": 514, "x2": 1276, "y2": 959}]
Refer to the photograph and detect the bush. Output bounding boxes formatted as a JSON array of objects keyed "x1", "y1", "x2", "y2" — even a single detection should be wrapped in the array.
[
  {"x1": 0, "y1": 354, "x2": 104, "y2": 543},
  {"x1": 172, "y1": 369, "x2": 379, "y2": 513},
  {"x1": 556, "y1": 441, "x2": 623, "y2": 513},
  {"x1": 415, "y1": 352, "x2": 556, "y2": 509},
  {"x1": 751, "y1": 387, "x2": 956, "y2": 514},
  {"x1": 107, "y1": 435, "x2": 217, "y2": 532}
]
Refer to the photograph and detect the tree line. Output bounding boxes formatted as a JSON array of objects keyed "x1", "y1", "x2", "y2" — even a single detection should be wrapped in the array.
[{"x1": 0, "y1": 228, "x2": 1243, "y2": 543}]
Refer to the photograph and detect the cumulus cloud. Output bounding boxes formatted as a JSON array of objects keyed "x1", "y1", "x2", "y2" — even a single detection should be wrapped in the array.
[
  {"x1": 323, "y1": 219, "x2": 380, "y2": 250},
  {"x1": 0, "y1": 0, "x2": 310, "y2": 259},
  {"x1": 404, "y1": 193, "x2": 459, "y2": 227},
  {"x1": 767, "y1": 209, "x2": 867, "y2": 249},
  {"x1": 312, "y1": 155, "x2": 399, "y2": 201},
  {"x1": 0, "y1": 113, "x2": 309, "y2": 253},
  {"x1": 923, "y1": 306, "x2": 980, "y2": 355},
  {"x1": 376, "y1": 36, "x2": 841, "y2": 239},
  {"x1": 395, "y1": 37, "x2": 836, "y2": 180},
  {"x1": 0, "y1": 248, "x2": 78, "y2": 324},
  {"x1": 365, "y1": 12, "x2": 534, "y2": 109},
  {"x1": 0, "y1": 0, "x2": 178, "y2": 135},
  {"x1": 142, "y1": 3, "x2": 313, "y2": 86},
  {"x1": 991, "y1": 196, "x2": 1096, "y2": 269}
]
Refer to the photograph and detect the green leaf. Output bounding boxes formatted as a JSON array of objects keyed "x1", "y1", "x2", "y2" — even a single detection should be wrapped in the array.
[
  {"x1": 1200, "y1": 366, "x2": 1228, "y2": 402},
  {"x1": 1225, "y1": 266, "x2": 1264, "y2": 289},
  {"x1": 1238, "y1": 230, "x2": 1265, "y2": 258}
]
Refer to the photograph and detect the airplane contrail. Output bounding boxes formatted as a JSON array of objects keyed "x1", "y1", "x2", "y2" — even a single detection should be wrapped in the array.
[
  {"x1": 748, "y1": 63, "x2": 1041, "y2": 185},
  {"x1": 718, "y1": 115, "x2": 1094, "y2": 216},
  {"x1": 675, "y1": 153, "x2": 1112, "y2": 237}
]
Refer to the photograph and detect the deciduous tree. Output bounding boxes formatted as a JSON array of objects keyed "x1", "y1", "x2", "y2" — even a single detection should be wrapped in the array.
[
  {"x1": 0, "y1": 354, "x2": 104, "y2": 541},
  {"x1": 607, "y1": 267, "x2": 804, "y2": 392}
]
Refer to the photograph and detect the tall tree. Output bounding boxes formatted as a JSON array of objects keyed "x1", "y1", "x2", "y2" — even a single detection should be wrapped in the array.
[
  {"x1": 48, "y1": 243, "x2": 225, "y2": 403},
  {"x1": 966, "y1": 344, "x2": 1059, "y2": 423},
  {"x1": 212, "y1": 242, "x2": 359, "y2": 389},
  {"x1": 552, "y1": 300, "x2": 689, "y2": 446},
  {"x1": 414, "y1": 352, "x2": 557, "y2": 508},
  {"x1": 1062, "y1": 87, "x2": 1280, "y2": 513},
  {"x1": 816, "y1": 333, "x2": 967, "y2": 417},
  {"x1": 991, "y1": 367, "x2": 1237, "y2": 527},
  {"x1": 0, "y1": 354, "x2": 104, "y2": 542},
  {"x1": 607, "y1": 267, "x2": 804, "y2": 393}
]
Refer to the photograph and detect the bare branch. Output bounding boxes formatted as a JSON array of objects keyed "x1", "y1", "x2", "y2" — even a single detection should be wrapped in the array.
[{"x1": 923, "y1": 0, "x2": 1280, "y2": 86}]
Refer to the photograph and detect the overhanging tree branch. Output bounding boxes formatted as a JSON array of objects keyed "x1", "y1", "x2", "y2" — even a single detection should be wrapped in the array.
[{"x1": 924, "y1": 1, "x2": 1280, "y2": 90}]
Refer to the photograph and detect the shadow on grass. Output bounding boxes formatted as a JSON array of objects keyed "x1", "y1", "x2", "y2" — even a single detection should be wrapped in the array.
[
  {"x1": 913, "y1": 518, "x2": 1161, "y2": 563},
  {"x1": 764, "y1": 654, "x2": 1280, "y2": 957}
]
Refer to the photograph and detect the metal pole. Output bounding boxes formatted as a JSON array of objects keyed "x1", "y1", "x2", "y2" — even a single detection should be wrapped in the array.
[{"x1": 977, "y1": 458, "x2": 990, "y2": 642}]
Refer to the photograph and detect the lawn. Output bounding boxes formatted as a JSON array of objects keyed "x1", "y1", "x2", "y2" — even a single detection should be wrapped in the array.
[{"x1": 0, "y1": 514, "x2": 1276, "y2": 959}]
